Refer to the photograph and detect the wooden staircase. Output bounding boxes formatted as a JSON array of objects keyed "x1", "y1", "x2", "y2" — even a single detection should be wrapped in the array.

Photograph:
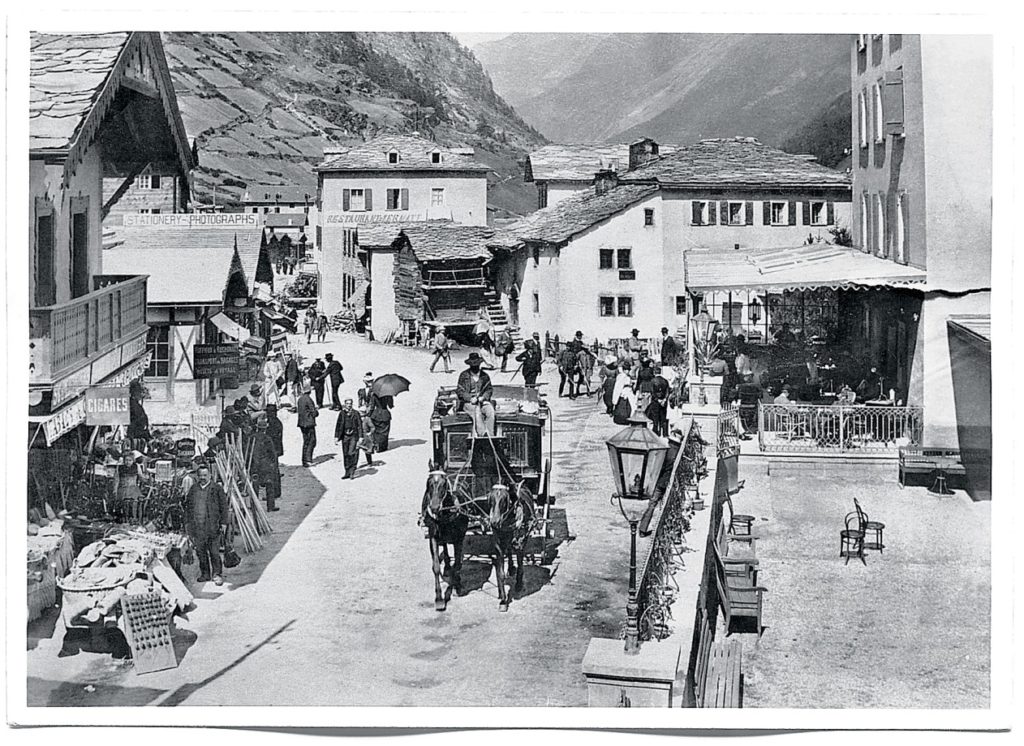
[{"x1": 484, "y1": 289, "x2": 523, "y2": 351}]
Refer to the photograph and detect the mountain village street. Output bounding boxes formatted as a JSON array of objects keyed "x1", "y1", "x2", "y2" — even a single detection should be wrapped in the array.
[{"x1": 28, "y1": 331, "x2": 641, "y2": 707}]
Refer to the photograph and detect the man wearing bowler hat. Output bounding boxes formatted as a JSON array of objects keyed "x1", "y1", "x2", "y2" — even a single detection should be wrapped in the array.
[
  {"x1": 325, "y1": 353, "x2": 344, "y2": 410},
  {"x1": 457, "y1": 352, "x2": 496, "y2": 438}
]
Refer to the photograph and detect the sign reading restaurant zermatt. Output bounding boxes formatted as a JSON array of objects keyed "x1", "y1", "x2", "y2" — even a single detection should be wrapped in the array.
[{"x1": 324, "y1": 213, "x2": 424, "y2": 224}]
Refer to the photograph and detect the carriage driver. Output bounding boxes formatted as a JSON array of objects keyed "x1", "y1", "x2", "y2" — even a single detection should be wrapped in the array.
[{"x1": 457, "y1": 352, "x2": 496, "y2": 438}]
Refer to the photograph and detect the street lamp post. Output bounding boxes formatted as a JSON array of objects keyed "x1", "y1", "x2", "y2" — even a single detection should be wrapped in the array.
[
  {"x1": 606, "y1": 411, "x2": 670, "y2": 655},
  {"x1": 689, "y1": 305, "x2": 719, "y2": 406}
]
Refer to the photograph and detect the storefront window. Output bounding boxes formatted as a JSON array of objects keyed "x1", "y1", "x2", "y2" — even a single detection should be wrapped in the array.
[{"x1": 146, "y1": 325, "x2": 171, "y2": 378}]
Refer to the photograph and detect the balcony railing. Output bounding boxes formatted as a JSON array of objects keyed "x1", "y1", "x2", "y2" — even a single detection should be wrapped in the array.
[
  {"x1": 30, "y1": 275, "x2": 148, "y2": 385},
  {"x1": 422, "y1": 267, "x2": 487, "y2": 288},
  {"x1": 757, "y1": 402, "x2": 924, "y2": 454}
]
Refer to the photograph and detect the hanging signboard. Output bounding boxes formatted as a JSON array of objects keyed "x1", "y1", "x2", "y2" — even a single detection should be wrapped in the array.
[
  {"x1": 84, "y1": 386, "x2": 131, "y2": 426},
  {"x1": 193, "y1": 343, "x2": 240, "y2": 380}
]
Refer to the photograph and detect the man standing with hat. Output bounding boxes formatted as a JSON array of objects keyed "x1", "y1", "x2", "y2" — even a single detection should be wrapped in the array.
[
  {"x1": 515, "y1": 339, "x2": 542, "y2": 387},
  {"x1": 184, "y1": 464, "x2": 229, "y2": 586},
  {"x1": 358, "y1": 372, "x2": 374, "y2": 410},
  {"x1": 532, "y1": 331, "x2": 542, "y2": 359},
  {"x1": 265, "y1": 404, "x2": 284, "y2": 460},
  {"x1": 285, "y1": 353, "x2": 302, "y2": 410},
  {"x1": 250, "y1": 415, "x2": 281, "y2": 511},
  {"x1": 429, "y1": 325, "x2": 450, "y2": 373},
  {"x1": 325, "y1": 353, "x2": 344, "y2": 410},
  {"x1": 297, "y1": 385, "x2": 319, "y2": 467},
  {"x1": 247, "y1": 382, "x2": 267, "y2": 419},
  {"x1": 334, "y1": 398, "x2": 363, "y2": 479},
  {"x1": 660, "y1": 327, "x2": 679, "y2": 368},
  {"x1": 457, "y1": 352, "x2": 496, "y2": 437},
  {"x1": 308, "y1": 357, "x2": 327, "y2": 409}
]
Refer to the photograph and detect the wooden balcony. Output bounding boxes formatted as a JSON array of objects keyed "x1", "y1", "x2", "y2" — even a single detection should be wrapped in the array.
[
  {"x1": 29, "y1": 275, "x2": 148, "y2": 386},
  {"x1": 422, "y1": 267, "x2": 488, "y2": 289}
]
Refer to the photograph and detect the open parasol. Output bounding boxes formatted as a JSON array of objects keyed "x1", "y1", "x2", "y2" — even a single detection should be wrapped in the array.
[{"x1": 371, "y1": 373, "x2": 412, "y2": 398}]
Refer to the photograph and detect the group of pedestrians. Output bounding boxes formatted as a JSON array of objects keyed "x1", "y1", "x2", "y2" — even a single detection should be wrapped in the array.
[
  {"x1": 275, "y1": 256, "x2": 299, "y2": 275},
  {"x1": 303, "y1": 308, "x2": 329, "y2": 344}
]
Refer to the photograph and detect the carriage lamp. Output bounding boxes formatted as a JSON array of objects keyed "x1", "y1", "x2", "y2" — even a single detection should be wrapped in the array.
[{"x1": 606, "y1": 411, "x2": 670, "y2": 655}]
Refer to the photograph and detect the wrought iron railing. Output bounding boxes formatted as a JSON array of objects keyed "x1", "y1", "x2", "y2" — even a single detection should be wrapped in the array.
[
  {"x1": 757, "y1": 401, "x2": 924, "y2": 454},
  {"x1": 632, "y1": 420, "x2": 706, "y2": 643},
  {"x1": 717, "y1": 405, "x2": 742, "y2": 453}
]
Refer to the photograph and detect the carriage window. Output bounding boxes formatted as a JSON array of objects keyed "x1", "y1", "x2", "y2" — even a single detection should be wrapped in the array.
[
  {"x1": 504, "y1": 430, "x2": 528, "y2": 466},
  {"x1": 445, "y1": 431, "x2": 473, "y2": 465}
]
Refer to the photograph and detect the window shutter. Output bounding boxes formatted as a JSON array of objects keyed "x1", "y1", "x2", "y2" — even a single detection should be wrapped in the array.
[
  {"x1": 883, "y1": 70, "x2": 905, "y2": 136},
  {"x1": 401, "y1": 189, "x2": 409, "y2": 210},
  {"x1": 865, "y1": 197, "x2": 874, "y2": 253},
  {"x1": 802, "y1": 201, "x2": 811, "y2": 225},
  {"x1": 719, "y1": 201, "x2": 728, "y2": 225},
  {"x1": 691, "y1": 201, "x2": 701, "y2": 225},
  {"x1": 708, "y1": 201, "x2": 717, "y2": 225},
  {"x1": 900, "y1": 193, "x2": 910, "y2": 263},
  {"x1": 343, "y1": 189, "x2": 350, "y2": 212},
  {"x1": 788, "y1": 201, "x2": 798, "y2": 226},
  {"x1": 762, "y1": 201, "x2": 771, "y2": 226},
  {"x1": 365, "y1": 189, "x2": 373, "y2": 211},
  {"x1": 744, "y1": 201, "x2": 753, "y2": 226},
  {"x1": 826, "y1": 202, "x2": 835, "y2": 225}
]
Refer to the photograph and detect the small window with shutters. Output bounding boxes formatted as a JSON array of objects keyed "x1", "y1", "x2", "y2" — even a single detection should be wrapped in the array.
[
  {"x1": 883, "y1": 69, "x2": 905, "y2": 137},
  {"x1": 386, "y1": 188, "x2": 409, "y2": 211},
  {"x1": 873, "y1": 82, "x2": 885, "y2": 143},
  {"x1": 726, "y1": 201, "x2": 745, "y2": 226},
  {"x1": 858, "y1": 91, "x2": 869, "y2": 148},
  {"x1": 809, "y1": 201, "x2": 829, "y2": 226},
  {"x1": 691, "y1": 201, "x2": 714, "y2": 226},
  {"x1": 767, "y1": 201, "x2": 788, "y2": 226}
]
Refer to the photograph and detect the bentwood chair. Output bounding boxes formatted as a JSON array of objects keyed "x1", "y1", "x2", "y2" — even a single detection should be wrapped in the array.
[
  {"x1": 840, "y1": 511, "x2": 866, "y2": 565},
  {"x1": 853, "y1": 498, "x2": 885, "y2": 554}
]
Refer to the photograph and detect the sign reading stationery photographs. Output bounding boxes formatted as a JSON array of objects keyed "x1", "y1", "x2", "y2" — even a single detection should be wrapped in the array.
[
  {"x1": 84, "y1": 386, "x2": 131, "y2": 425},
  {"x1": 193, "y1": 343, "x2": 240, "y2": 379},
  {"x1": 121, "y1": 213, "x2": 260, "y2": 228}
]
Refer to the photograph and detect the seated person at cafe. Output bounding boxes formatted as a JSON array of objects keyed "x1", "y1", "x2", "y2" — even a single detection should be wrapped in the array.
[
  {"x1": 734, "y1": 336, "x2": 754, "y2": 382},
  {"x1": 773, "y1": 322, "x2": 797, "y2": 347},
  {"x1": 457, "y1": 352, "x2": 496, "y2": 438},
  {"x1": 856, "y1": 366, "x2": 882, "y2": 402},
  {"x1": 774, "y1": 384, "x2": 794, "y2": 405}
]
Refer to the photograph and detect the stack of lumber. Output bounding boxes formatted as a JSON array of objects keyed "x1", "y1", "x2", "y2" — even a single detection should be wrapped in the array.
[{"x1": 209, "y1": 434, "x2": 272, "y2": 554}]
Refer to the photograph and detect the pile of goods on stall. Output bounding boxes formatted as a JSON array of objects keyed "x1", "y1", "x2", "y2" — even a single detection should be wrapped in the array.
[
  {"x1": 27, "y1": 506, "x2": 76, "y2": 623},
  {"x1": 282, "y1": 271, "x2": 318, "y2": 300}
]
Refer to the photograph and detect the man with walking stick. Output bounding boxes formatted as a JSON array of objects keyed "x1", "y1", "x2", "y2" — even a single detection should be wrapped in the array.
[{"x1": 185, "y1": 464, "x2": 229, "y2": 586}]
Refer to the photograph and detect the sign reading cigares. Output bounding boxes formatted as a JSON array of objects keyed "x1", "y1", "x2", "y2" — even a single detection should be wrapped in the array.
[
  {"x1": 84, "y1": 386, "x2": 131, "y2": 426},
  {"x1": 193, "y1": 343, "x2": 240, "y2": 380}
]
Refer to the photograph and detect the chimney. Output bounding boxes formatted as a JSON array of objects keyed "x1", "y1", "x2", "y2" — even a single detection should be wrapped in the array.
[
  {"x1": 628, "y1": 138, "x2": 660, "y2": 171},
  {"x1": 594, "y1": 169, "x2": 618, "y2": 196}
]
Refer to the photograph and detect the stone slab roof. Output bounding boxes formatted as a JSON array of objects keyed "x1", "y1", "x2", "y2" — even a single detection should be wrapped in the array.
[
  {"x1": 621, "y1": 137, "x2": 850, "y2": 189},
  {"x1": 243, "y1": 185, "x2": 317, "y2": 204},
  {"x1": 525, "y1": 143, "x2": 678, "y2": 183},
  {"x1": 265, "y1": 213, "x2": 308, "y2": 229},
  {"x1": 505, "y1": 184, "x2": 659, "y2": 245},
  {"x1": 356, "y1": 221, "x2": 498, "y2": 262},
  {"x1": 30, "y1": 32, "x2": 131, "y2": 152},
  {"x1": 316, "y1": 134, "x2": 489, "y2": 173}
]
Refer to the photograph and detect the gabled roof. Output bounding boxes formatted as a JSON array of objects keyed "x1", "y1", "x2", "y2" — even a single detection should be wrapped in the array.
[
  {"x1": 621, "y1": 137, "x2": 850, "y2": 189},
  {"x1": 242, "y1": 185, "x2": 316, "y2": 204},
  {"x1": 30, "y1": 32, "x2": 194, "y2": 179},
  {"x1": 356, "y1": 221, "x2": 498, "y2": 262},
  {"x1": 505, "y1": 184, "x2": 659, "y2": 246},
  {"x1": 265, "y1": 213, "x2": 308, "y2": 229},
  {"x1": 102, "y1": 246, "x2": 242, "y2": 305},
  {"x1": 525, "y1": 143, "x2": 678, "y2": 183},
  {"x1": 683, "y1": 243, "x2": 926, "y2": 293},
  {"x1": 109, "y1": 224, "x2": 265, "y2": 292},
  {"x1": 316, "y1": 134, "x2": 489, "y2": 173}
]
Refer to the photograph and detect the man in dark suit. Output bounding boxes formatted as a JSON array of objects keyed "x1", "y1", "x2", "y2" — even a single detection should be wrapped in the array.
[
  {"x1": 325, "y1": 353, "x2": 344, "y2": 410},
  {"x1": 185, "y1": 464, "x2": 230, "y2": 585},
  {"x1": 334, "y1": 398, "x2": 363, "y2": 479},
  {"x1": 250, "y1": 416, "x2": 281, "y2": 511},
  {"x1": 660, "y1": 327, "x2": 679, "y2": 368},
  {"x1": 265, "y1": 404, "x2": 284, "y2": 458},
  {"x1": 516, "y1": 339, "x2": 542, "y2": 387},
  {"x1": 308, "y1": 357, "x2": 327, "y2": 408},
  {"x1": 297, "y1": 385, "x2": 319, "y2": 466},
  {"x1": 285, "y1": 353, "x2": 302, "y2": 409}
]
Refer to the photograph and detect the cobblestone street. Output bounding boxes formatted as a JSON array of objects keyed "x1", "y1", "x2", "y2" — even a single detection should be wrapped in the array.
[{"x1": 28, "y1": 331, "x2": 642, "y2": 706}]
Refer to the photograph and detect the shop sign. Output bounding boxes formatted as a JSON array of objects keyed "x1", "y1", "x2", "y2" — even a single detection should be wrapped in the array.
[
  {"x1": 43, "y1": 397, "x2": 87, "y2": 445},
  {"x1": 84, "y1": 386, "x2": 131, "y2": 425},
  {"x1": 122, "y1": 213, "x2": 259, "y2": 228},
  {"x1": 324, "y1": 213, "x2": 424, "y2": 224},
  {"x1": 193, "y1": 343, "x2": 240, "y2": 379}
]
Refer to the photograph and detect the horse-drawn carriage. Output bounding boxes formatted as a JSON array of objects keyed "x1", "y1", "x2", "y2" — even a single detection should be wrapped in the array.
[{"x1": 421, "y1": 383, "x2": 554, "y2": 612}]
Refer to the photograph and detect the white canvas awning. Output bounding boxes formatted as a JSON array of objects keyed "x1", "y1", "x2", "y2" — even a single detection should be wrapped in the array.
[
  {"x1": 684, "y1": 243, "x2": 927, "y2": 294},
  {"x1": 210, "y1": 312, "x2": 251, "y2": 342}
]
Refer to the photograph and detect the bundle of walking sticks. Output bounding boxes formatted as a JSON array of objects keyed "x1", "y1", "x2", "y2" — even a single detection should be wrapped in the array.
[{"x1": 209, "y1": 433, "x2": 272, "y2": 554}]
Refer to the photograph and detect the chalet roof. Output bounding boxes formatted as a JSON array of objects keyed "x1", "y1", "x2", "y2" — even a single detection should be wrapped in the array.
[
  {"x1": 30, "y1": 32, "x2": 195, "y2": 178},
  {"x1": 102, "y1": 246, "x2": 241, "y2": 305},
  {"x1": 265, "y1": 213, "x2": 308, "y2": 229},
  {"x1": 683, "y1": 243, "x2": 926, "y2": 293},
  {"x1": 505, "y1": 184, "x2": 659, "y2": 246},
  {"x1": 620, "y1": 137, "x2": 850, "y2": 189},
  {"x1": 110, "y1": 224, "x2": 265, "y2": 292},
  {"x1": 356, "y1": 221, "x2": 498, "y2": 262},
  {"x1": 316, "y1": 134, "x2": 489, "y2": 173},
  {"x1": 525, "y1": 143, "x2": 678, "y2": 183},
  {"x1": 242, "y1": 185, "x2": 316, "y2": 204}
]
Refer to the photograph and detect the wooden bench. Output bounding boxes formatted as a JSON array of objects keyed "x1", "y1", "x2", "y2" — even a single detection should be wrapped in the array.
[
  {"x1": 702, "y1": 639, "x2": 743, "y2": 708},
  {"x1": 713, "y1": 541, "x2": 766, "y2": 637},
  {"x1": 716, "y1": 520, "x2": 759, "y2": 585},
  {"x1": 899, "y1": 447, "x2": 966, "y2": 490}
]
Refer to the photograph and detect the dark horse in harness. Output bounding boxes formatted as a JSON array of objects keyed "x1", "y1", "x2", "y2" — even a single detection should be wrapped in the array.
[
  {"x1": 485, "y1": 481, "x2": 535, "y2": 612},
  {"x1": 420, "y1": 462, "x2": 469, "y2": 612}
]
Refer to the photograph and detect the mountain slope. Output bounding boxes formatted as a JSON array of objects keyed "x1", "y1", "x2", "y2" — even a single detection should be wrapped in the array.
[
  {"x1": 474, "y1": 33, "x2": 851, "y2": 167},
  {"x1": 162, "y1": 32, "x2": 546, "y2": 217}
]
